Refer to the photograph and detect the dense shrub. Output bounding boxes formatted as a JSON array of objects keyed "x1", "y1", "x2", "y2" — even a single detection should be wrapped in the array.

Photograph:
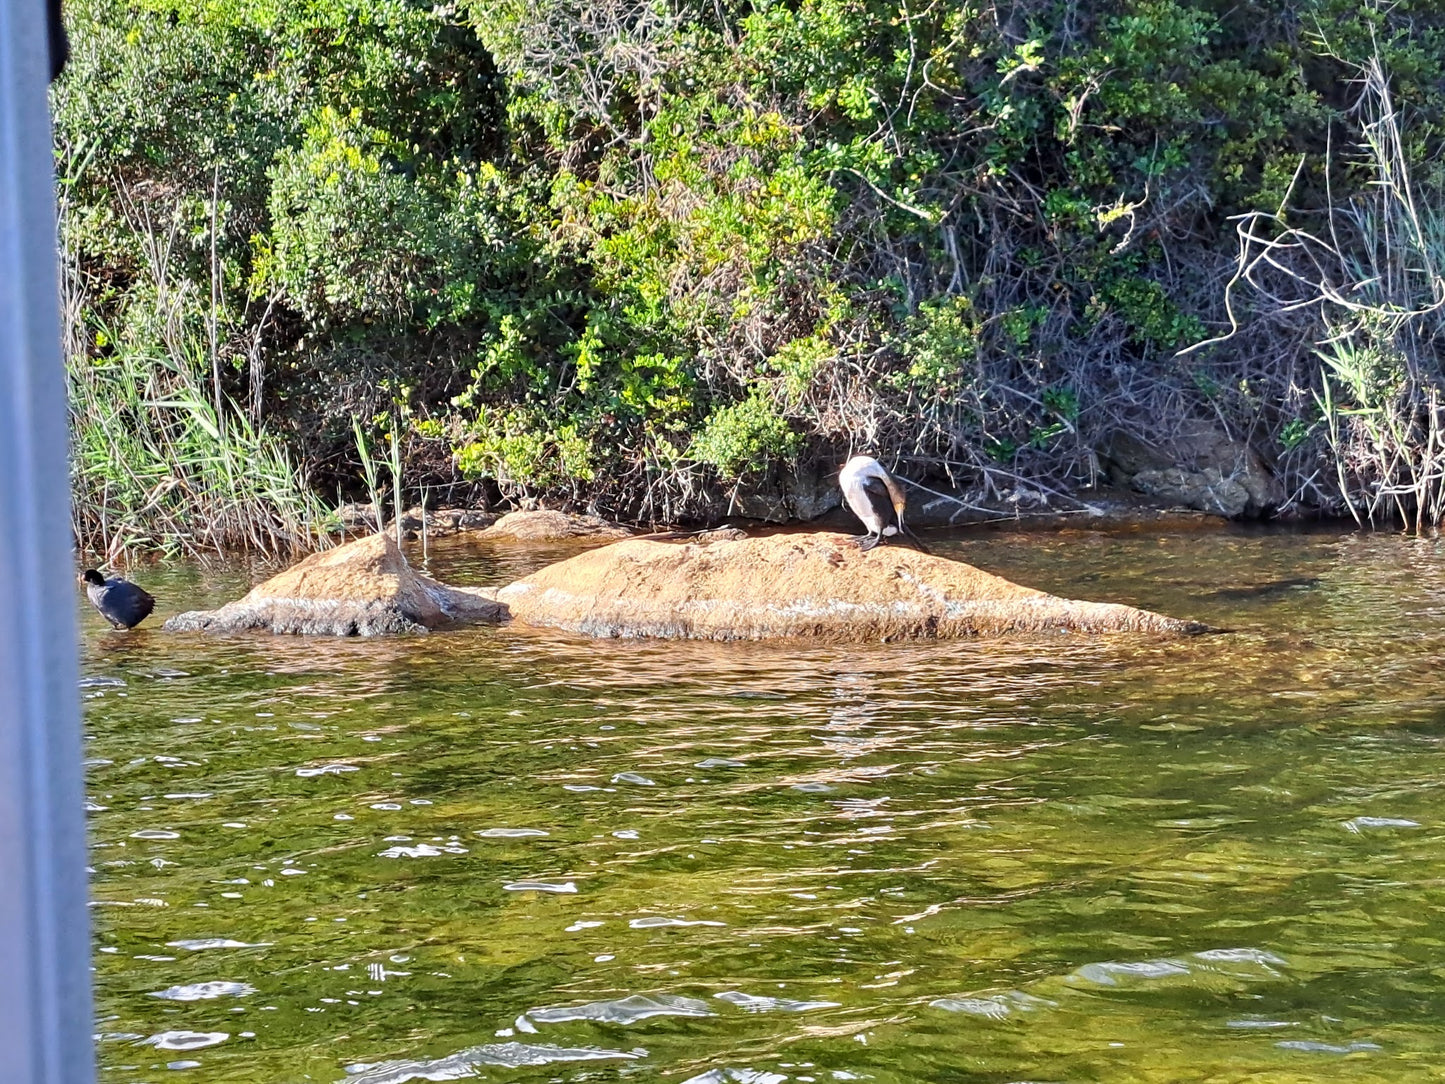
[{"x1": 53, "y1": 0, "x2": 1445, "y2": 544}]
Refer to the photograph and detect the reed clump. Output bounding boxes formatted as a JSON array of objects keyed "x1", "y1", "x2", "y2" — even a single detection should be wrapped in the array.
[
  {"x1": 68, "y1": 344, "x2": 331, "y2": 559},
  {"x1": 63, "y1": 187, "x2": 331, "y2": 559}
]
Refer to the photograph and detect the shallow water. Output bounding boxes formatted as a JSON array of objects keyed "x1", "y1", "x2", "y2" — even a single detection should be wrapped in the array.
[{"x1": 82, "y1": 526, "x2": 1445, "y2": 1082}]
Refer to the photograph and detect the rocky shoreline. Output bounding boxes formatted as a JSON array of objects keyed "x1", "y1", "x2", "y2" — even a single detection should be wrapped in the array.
[{"x1": 329, "y1": 422, "x2": 1309, "y2": 543}]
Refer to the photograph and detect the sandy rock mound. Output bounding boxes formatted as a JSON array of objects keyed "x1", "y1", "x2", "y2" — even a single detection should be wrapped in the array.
[
  {"x1": 165, "y1": 533, "x2": 502, "y2": 636},
  {"x1": 480, "y1": 509, "x2": 632, "y2": 542},
  {"x1": 495, "y1": 532, "x2": 1206, "y2": 641}
]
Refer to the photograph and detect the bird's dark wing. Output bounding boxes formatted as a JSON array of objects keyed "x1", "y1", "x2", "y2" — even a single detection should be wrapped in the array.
[
  {"x1": 101, "y1": 580, "x2": 155, "y2": 628},
  {"x1": 859, "y1": 475, "x2": 900, "y2": 529}
]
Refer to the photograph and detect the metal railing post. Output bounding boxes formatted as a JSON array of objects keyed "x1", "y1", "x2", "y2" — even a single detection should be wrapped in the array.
[{"x1": 0, "y1": 0, "x2": 97, "y2": 1080}]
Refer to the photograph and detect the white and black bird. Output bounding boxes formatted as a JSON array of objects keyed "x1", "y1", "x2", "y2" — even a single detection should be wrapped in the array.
[
  {"x1": 838, "y1": 455, "x2": 929, "y2": 553},
  {"x1": 80, "y1": 569, "x2": 155, "y2": 630}
]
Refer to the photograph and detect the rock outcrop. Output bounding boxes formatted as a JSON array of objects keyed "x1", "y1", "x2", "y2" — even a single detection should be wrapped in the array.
[
  {"x1": 729, "y1": 462, "x2": 843, "y2": 523},
  {"x1": 400, "y1": 507, "x2": 498, "y2": 535},
  {"x1": 479, "y1": 509, "x2": 631, "y2": 542},
  {"x1": 164, "y1": 533, "x2": 502, "y2": 636},
  {"x1": 1103, "y1": 424, "x2": 1283, "y2": 518},
  {"x1": 494, "y1": 532, "x2": 1206, "y2": 640},
  {"x1": 334, "y1": 503, "x2": 498, "y2": 539}
]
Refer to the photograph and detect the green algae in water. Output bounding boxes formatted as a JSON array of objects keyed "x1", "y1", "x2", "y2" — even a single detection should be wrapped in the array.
[{"x1": 83, "y1": 529, "x2": 1445, "y2": 1082}]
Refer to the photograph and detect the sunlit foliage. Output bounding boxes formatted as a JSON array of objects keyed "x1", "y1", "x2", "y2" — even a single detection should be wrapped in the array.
[{"x1": 53, "y1": 0, "x2": 1445, "y2": 532}]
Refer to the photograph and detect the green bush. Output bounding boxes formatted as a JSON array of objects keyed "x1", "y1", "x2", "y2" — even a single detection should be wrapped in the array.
[
  {"x1": 53, "y1": 0, "x2": 1445, "y2": 537},
  {"x1": 692, "y1": 391, "x2": 801, "y2": 479}
]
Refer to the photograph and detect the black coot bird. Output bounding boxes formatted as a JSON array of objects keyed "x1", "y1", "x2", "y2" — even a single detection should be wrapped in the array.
[
  {"x1": 80, "y1": 569, "x2": 155, "y2": 629},
  {"x1": 838, "y1": 454, "x2": 930, "y2": 554}
]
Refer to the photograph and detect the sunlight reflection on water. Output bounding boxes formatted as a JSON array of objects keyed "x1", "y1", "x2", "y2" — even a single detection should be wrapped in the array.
[{"x1": 82, "y1": 526, "x2": 1445, "y2": 1082}]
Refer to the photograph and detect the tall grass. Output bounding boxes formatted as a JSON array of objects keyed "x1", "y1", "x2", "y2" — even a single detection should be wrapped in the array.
[
  {"x1": 69, "y1": 342, "x2": 333, "y2": 559},
  {"x1": 62, "y1": 179, "x2": 332, "y2": 560},
  {"x1": 351, "y1": 415, "x2": 385, "y2": 540}
]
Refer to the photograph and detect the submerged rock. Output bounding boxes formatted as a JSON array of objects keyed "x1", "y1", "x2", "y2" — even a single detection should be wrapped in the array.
[
  {"x1": 480, "y1": 509, "x2": 631, "y2": 543},
  {"x1": 164, "y1": 533, "x2": 502, "y2": 636},
  {"x1": 494, "y1": 532, "x2": 1207, "y2": 641}
]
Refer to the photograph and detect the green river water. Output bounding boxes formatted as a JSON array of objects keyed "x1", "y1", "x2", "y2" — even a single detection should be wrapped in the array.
[{"x1": 81, "y1": 527, "x2": 1445, "y2": 1083}]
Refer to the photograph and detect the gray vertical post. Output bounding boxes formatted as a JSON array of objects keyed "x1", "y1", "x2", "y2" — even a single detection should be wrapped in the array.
[{"x1": 0, "y1": 0, "x2": 96, "y2": 1082}]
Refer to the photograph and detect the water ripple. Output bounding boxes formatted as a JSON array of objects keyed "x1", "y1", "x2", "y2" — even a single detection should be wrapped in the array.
[
  {"x1": 1067, "y1": 947, "x2": 1288, "y2": 989},
  {"x1": 528, "y1": 994, "x2": 714, "y2": 1025},
  {"x1": 341, "y1": 1042, "x2": 643, "y2": 1083},
  {"x1": 714, "y1": 991, "x2": 840, "y2": 1013},
  {"x1": 148, "y1": 981, "x2": 255, "y2": 1001},
  {"x1": 139, "y1": 1031, "x2": 229, "y2": 1051}
]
